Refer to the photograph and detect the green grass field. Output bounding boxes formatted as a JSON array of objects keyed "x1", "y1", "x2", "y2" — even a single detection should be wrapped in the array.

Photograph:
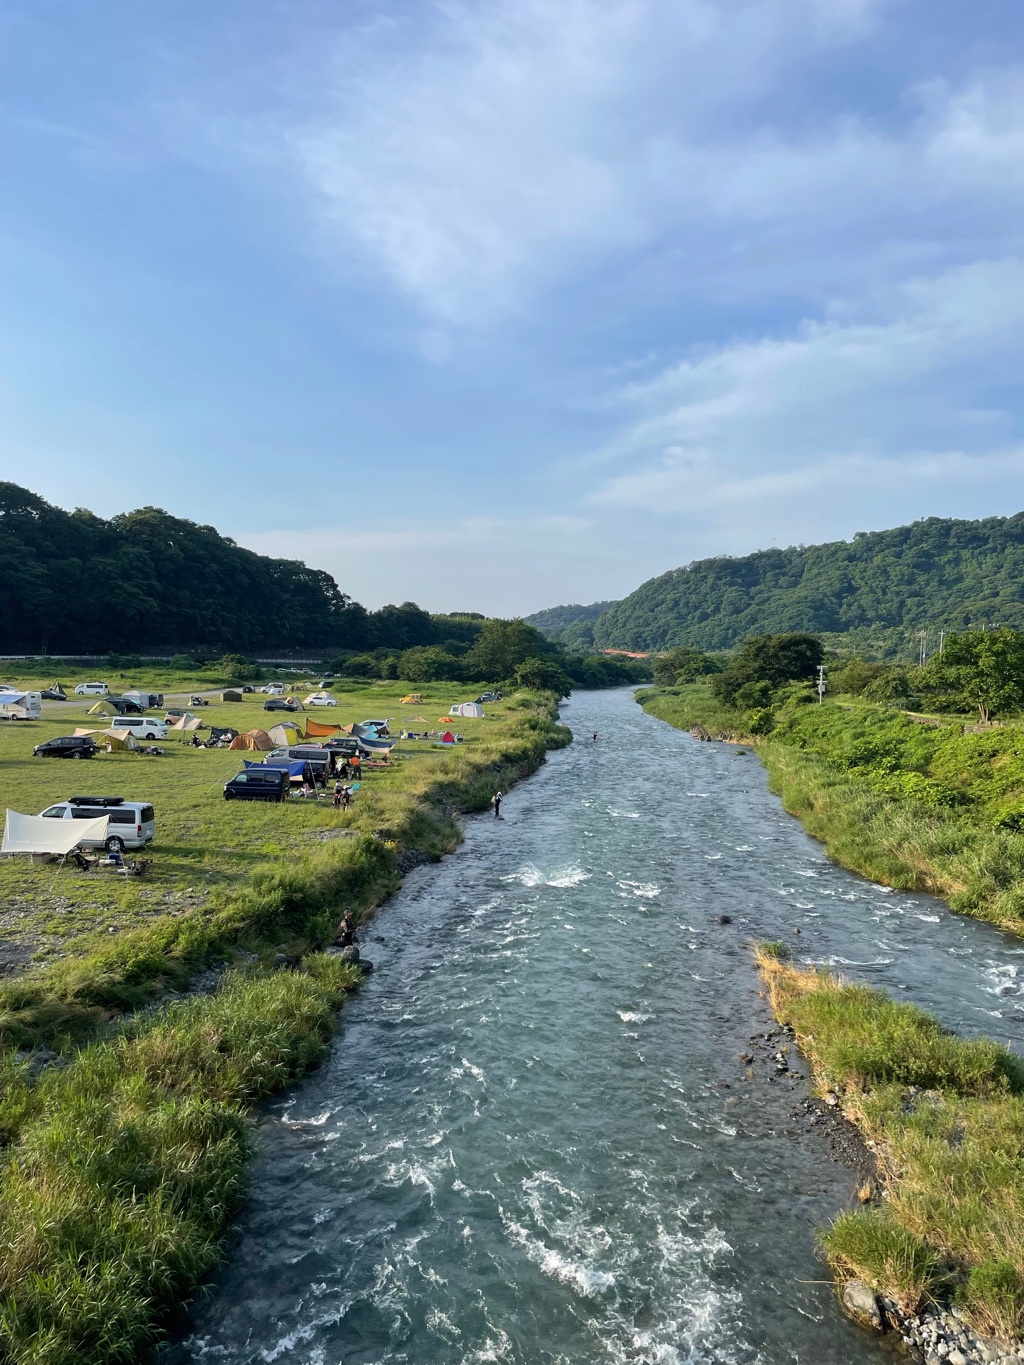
[{"x1": 0, "y1": 679, "x2": 532, "y2": 969}]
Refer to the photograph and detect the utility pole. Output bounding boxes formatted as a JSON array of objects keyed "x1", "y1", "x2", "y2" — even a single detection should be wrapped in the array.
[
  {"x1": 939, "y1": 629, "x2": 946, "y2": 656},
  {"x1": 816, "y1": 665, "x2": 826, "y2": 703},
  {"x1": 918, "y1": 630, "x2": 928, "y2": 667}
]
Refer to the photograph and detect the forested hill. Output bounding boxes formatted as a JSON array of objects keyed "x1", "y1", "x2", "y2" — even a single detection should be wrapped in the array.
[
  {"x1": 0, "y1": 483, "x2": 400, "y2": 654},
  {"x1": 549, "y1": 514, "x2": 1024, "y2": 653},
  {"x1": 523, "y1": 600, "x2": 619, "y2": 651}
]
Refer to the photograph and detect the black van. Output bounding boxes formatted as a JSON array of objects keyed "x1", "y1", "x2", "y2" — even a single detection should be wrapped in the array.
[{"x1": 223, "y1": 767, "x2": 290, "y2": 802}]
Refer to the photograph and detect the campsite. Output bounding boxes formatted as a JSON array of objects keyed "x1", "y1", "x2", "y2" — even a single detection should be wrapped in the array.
[{"x1": 0, "y1": 676, "x2": 510, "y2": 967}]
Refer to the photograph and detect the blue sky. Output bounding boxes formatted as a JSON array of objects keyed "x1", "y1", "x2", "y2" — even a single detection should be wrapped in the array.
[{"x1": 3, "y1": 0, "x2": 1024, "y2": 614}]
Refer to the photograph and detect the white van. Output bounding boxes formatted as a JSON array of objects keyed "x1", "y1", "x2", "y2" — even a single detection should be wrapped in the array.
[
  {"x1": 109, "y1": 716, "x2": 168, "y2": 740},
  {"x1": 38, "y1": 795, "x2": 156, "y2": 853},
  {"x1": 75, "y1": 682, "x2": 110, "y2": 696}
]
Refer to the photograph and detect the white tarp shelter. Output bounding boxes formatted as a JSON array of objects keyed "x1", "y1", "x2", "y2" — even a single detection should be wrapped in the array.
[
  {"x1": 449, "y1": 702, "x2": 484, "y2": 718},
  {"x1": 2, "y1": 810, "x2": 110, "y2": 856}
]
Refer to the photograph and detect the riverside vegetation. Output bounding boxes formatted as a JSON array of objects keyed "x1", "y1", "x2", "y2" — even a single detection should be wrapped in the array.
[
  {"x1": 640, "y1": 629, "x2": 1024, "y2": 1343},
  {"x1": 0, "y1": 673, "x2": 570, "y2": 1364},
  {"x1": 757, "y1": 946, "x2": 1024, "y2": 1344}
]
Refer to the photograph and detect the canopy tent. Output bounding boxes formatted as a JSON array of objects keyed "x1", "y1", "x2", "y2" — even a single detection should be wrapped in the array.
[
  {"x1": 305, "y1": 718, "x2": 339, "y2": 737},
  {"x1": 243, "y1": 758, "x2": 306, "y2": 777},
  {"x1": 229, "y1": 729, "x2": 274, "y2": 752},
  {"x1": 408, "y1": 715, "x2": 427, "y2": 722},
  {"x1": 267, "y1": 722, "x2": 302, "y2": 747},
  {"x1": 72, "y1": 727, "x2": 139, "y2": 750},
  {"x1": 2, "y1": 810, "x2": 110, "y2": 856}
]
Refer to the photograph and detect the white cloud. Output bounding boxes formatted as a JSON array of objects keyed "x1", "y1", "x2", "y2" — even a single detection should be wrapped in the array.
[
  {"x1": 268, "y1": 1, "x2": 1024, "y2": 325},
  {"x1": 589, "y1": 258, "x2": 1024, "y2": 514}
]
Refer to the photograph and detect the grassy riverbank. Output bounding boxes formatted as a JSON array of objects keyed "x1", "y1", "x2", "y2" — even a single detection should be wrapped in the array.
[
  {"x1": 0, "y1": 681, "x2": 570, "y2": 1363},
  {"x1": 756, "y1": 948, "x2": 1024, "y2": 1340},
  {"x1": 638, "y1": 684, "x2": 1024, "y2": 935}
]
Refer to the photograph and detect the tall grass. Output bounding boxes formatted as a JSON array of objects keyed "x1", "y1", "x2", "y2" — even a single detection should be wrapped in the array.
[
  {"x1": 757, "y1": 951, "x2": 1024, "y2": 1337},
  {"x1": 0, "y1": 958, "x2": 359, "y2": 1364}
]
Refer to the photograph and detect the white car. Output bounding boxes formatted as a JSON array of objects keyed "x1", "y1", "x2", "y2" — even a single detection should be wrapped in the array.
[
  {"x1": 260, "y1": 684, "x2": 285, "y2": 695},
  {"x1": 75, "y1": 682, "x2": 110, "y2": 696},
  {"x1": 306, "y1": 691, "x2": 338, "y2": 706}
]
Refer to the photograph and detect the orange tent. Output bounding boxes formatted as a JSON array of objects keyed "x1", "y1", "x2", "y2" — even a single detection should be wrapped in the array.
[
  {"x1": 305, "y1": 718, "x2": 340, "y2": 737},
  {"x1": 229, "y1": 728, "x2": 274, "y2": 751}
]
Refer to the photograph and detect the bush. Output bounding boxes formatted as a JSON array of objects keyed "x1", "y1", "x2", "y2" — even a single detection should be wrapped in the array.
[
  {"x1": 959, "y1": 1259, "x2": 1024, "y2": 1341},
  {"x1": 821, "y1": 1209, "x2": 939, "y2": 1311}
]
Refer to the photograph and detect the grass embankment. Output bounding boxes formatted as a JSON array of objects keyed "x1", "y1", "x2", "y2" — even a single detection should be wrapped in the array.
[
  {"x1": 0, "y1": 677, "x2": 570, "y2": 1363},
  {"x1": 639, "y1": 684, "x2": 1024, "y2": 935},
  {"x1": 756, "y1": 947, "x2": 1024, "y2": 1341}
]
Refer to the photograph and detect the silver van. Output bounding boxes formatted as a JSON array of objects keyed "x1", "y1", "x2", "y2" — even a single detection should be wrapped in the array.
[{"x1": 38, "y1": 795, "x2": 156, "y2": 853}]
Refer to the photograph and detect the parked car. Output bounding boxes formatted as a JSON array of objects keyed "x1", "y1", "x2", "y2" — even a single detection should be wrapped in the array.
[
  {"x1": 477, "y1": 691, "x2": 502, "y2": 703},
  {"x1": 241, "y1": 686, "x2": 255, "y2": 694},
  {"x1": 260, "y1": 684, "x2": 285, "y2": 695},
  {"x1": 106, "y1": 716, "x2": 168, "y2": 740},
  {"x1": 189, "y1": 695, "x2": 210, "y2": 707},
  {"x1": 305, "y1": 691, "x2": 338, "y2": 706},
  {"x1": 40, "y1": 682, "x2": 67, "y2": 701},
  {"x1": 33, "y1": 735, "x2": 97, "y2": 759},
  {"x1": 38, "y1": 795, "x2": 155, "y2": 852},
  {"x1": 223, "y1": 767, "x2": 290, "y2": 802},
  {"x1": 109, "y1": 695, "x2": 145, "y2": 714},
  {"x1": 74, "y1": 682, "x2": 109, "y2": 696},
  {"x1": 264, "y1": 697, "x2": 302, "y2": 712}
]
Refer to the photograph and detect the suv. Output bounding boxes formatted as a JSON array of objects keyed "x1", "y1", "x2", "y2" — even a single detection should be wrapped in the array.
[
  {"x1": 264, "y1": 697, "x2": 302, "y2": 712},
  {"x1": 38, "y1": 795, "x2": 155, "y2": 852},
  {"x1": 33, "y1": 735, "x2": 97, "y2": 760},
  {"x1": 74, "y1": 682, "x2": 110, "y2": 696},
  {"x1": 223, "y1": 768, "x2": 290, "y2": 802}
]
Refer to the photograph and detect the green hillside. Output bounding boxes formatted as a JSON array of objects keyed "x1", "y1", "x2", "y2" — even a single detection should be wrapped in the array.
[
  {"x1": 586, "y1": 514, "x2": 1024, "y2": 653},
  {"x1": 524, "y1": 600, "x2": 619, "y2": 651}
]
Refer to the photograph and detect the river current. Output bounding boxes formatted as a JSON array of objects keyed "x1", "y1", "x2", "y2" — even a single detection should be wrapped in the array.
[{"x1": 164, "y1": 688, "x2": 1024, "y2": 1365}]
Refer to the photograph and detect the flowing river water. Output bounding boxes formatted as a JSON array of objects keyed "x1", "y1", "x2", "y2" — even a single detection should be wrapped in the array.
[{"x1": 163, "y1": 689, "x2": 1024, "y2": 1365}]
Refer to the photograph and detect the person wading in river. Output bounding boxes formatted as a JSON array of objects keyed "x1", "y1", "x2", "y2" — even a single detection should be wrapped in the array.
[
  {"x1": 336, "y1": 911, "x2": 357, "y2": 947},
  {"x1": 492, "y1": 791, "x2": 502, "y2": 818}
]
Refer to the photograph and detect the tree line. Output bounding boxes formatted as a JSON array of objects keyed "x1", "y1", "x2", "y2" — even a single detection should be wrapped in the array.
[
  {"x1": 0, "y1": 483, "x2": 650, "y2": 693},
  {"x1": 530, "y1": 512, "x2": 1024, "y2": 653}
]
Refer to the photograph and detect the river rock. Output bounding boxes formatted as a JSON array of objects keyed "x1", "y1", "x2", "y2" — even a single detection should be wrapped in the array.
[
  {"x1": 340, "y1": 946, "x2": 360, "y2": 963},
  {"x1": 715, "y1": 914, "x2": 732, "y2": 924},
  {"x1": 841, "y1": 1280, "x2": 885, "y2": 1332},
  {"x1": 947, "y1": 1350, "x2": 967, "y2": 1365}
]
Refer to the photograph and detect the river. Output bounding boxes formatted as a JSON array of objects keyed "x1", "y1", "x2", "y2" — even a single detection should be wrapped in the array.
[{"x1": 163, "y1": 688, "x2": 1024, "y2": 1365}]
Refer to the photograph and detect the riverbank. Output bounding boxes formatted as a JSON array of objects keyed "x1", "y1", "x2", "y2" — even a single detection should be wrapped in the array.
[
  {"x1": 638, "y1": 685, "x2": 1024, "y2": 936},
  {"x1": 756, "y1": 946, "x2": 1024, "y2": 1358},
  {"x1": 0, "y1": 685, "x2": 570, "y2": 1364}
]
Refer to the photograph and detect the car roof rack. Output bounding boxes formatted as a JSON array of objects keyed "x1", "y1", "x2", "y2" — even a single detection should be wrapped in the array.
[{"x1": 67, "y1": 795, "x2": 125, "y2": 807}]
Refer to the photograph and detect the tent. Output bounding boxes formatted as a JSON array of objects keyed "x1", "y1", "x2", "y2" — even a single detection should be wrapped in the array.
[
  {"x1": 169, "y1": 716, "x2": 203, "y2": 733},
  {"x1": 102, "y1": 728, "x2": 140, "y2": 751},
  {"x1": 451, "y1": 702, "x2": 484, "y2": 718},
  {"x1": 400, "y1": 694, "x2": 423, "y2": 704},
  {"x1": 305, "y1": 718, "x2": 340, "y2": 737},
  {"x1": 243, "y1": 758, "x2": 305, "y2": 777},
  {"x1": 229, "y1": 728, "x2": 274, "y2": 752},
  {"x1": 267, "y1": 722, "x2": 302, "y2": 747},
  {"x1": 223, "y1": 690, "x2": 243, "y2": 702},
  {"x1": 87, "y1": 699, "x2": 119, "y2": 716},
  {"x1": 436, "y1": 731, "x2": 456, "y2": 745},
  {"x1": 2, "y1": 810, "x2": 110, "y2": 856}
]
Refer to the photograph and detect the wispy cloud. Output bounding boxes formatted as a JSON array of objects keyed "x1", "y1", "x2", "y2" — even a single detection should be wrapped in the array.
[{"x1": 588, "y1": 258, "x2": 1024, "y2": 516}]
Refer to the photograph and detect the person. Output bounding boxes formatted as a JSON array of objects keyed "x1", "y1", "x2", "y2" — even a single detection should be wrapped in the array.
[
  {"x1": 336, "y1": 911, "x2": 357, "y2": 947},
  {"x1": 341, "y1": 785, "x2": 352, "y2": 810},
  {"x1": 192, "y1": 733, "x2": 201, "y2": 748},
  {"x1": 593, "y1": 732, "x2": 598, "y2": 742},
  {"x1": 302, "y1": 779, "x2": 313, "y2": 799},
  {"x1": 492, "y1": 791, "x2": 502, "y2": 818},
  {"x1": 333, "y1": 779, "x2": 343, "y2": 809}
]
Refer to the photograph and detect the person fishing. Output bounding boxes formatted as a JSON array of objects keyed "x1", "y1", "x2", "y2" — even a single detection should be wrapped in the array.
[
  {"x1": 336, "y1": 911, "x2": 357, "y2": 947},
  {"x1": 492, "y1": 791, "x2": 502, "y2": 818}
]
